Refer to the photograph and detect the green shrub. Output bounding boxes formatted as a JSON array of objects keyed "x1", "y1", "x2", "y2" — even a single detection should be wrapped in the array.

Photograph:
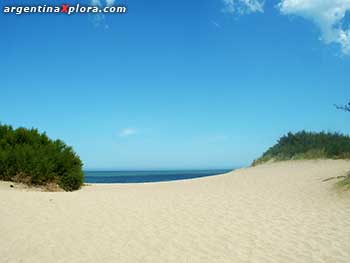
[
  {"x1": 59, "y1": 172, "x2": 83, "y2": 191},
  {"x1": 337, "y1": 171, "x2": 350, "y2": 189},
  {"x1": 253, "y1": 131, "x2": 350, "y2": 166},
  {"x1": 342, "y1": 176, "x2": 350, "y2": 188},
  {"x1": 0, "y1": 124, "x2": 83, "y2": 191}
]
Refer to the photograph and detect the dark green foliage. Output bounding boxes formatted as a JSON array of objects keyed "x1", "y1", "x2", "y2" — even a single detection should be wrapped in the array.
[
  {"x1": 59, "y1": 172, "x2": 83, "y2": 191},
  {"x1": 338, "y1": 172, "x2": 350, "y2": 189},
  {"x1": 0, "y1": 124, "x2": 83, "y2": 191},
  {"x1": 253, "y1": 131, "x2": 350, "y2": 166}
]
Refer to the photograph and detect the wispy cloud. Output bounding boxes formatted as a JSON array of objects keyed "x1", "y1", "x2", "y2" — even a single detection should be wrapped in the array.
[
  {"x1": 223, "y1": 0, "x2": 350, "y2": 54},
  {"x1": 211, "y1": 20, "x2": 221, "y2": 28},
  {"x1": 90, "y1": 0, "x2": 115, "y2": 27},
  {"x1": 105, "y1": 0, "x2": 115, "y2": 7},
  {"x1": 222, "y1": 0, "x2": 265, "y2": 14},
  {"x1": 119, "y1": 128, "x2": 137, "y2": 137},
  {"x1": 91, "y1": 0, "x2": 102, "y2": 6},
  {"x1": 278, "y1": 0, "x2": 350, "y2": 55}
]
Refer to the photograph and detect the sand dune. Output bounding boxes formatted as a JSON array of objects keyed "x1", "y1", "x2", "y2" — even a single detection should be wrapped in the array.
[{"x1": 1, "y1": 160, "x2": 350, "y2": 263}]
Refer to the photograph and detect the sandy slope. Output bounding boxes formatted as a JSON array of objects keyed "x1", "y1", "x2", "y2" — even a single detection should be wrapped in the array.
[{"x1": 1, "y1": 160, "x2": 350, "y2": 263}]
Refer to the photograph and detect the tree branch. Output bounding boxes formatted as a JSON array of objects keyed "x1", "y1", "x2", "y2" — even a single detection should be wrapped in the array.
[{"x1": 335, "y1": 101, "x2": 350, "y2": 112}]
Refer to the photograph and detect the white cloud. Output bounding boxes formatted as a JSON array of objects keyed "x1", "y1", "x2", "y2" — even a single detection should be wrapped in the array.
[
  {"x1": 91, "y1": 0, "x2": 102, "y2": 6},
  {"x1": 119, "y1": 128, "x2": 137, "y2": 137},
  {"x1": 278, "y1": 0, "x2": 350, "y2": 54},
  {"x1": 223, "y1": 0, "x2": 265, "y2": 14},
  {"x1": 90, "y1": 0, "x2": 115, "y2": 27},
  {"x1": 211, "y1": 20, "x2": 221, "y2": 28},
  {"x1": 105, "y1": 0, "x2": 115, "y2": 7},
  {"x1": 91, "y1": 0, "x2": 115, "y2": 7}
]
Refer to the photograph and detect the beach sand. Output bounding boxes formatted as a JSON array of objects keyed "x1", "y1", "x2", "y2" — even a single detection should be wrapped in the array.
[{"x1": 1, "y1": 160, "x2": 350, "y2": 263}]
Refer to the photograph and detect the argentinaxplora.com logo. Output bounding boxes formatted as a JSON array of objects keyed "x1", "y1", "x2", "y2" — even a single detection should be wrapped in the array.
[{"x1": 3, "y1": 3, "x2": 127, "y2": 15}]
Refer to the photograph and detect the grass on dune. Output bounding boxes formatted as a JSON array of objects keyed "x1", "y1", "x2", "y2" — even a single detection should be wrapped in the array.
[
  {"x1": 253, "y1": 131, "x2": 350, "y2": 189},
  {"x1": 253, "y1": 131, "x2": 350, "y2": 166}
]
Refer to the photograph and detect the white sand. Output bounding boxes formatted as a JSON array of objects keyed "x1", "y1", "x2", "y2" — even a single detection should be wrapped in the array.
[{"x1": 1, "y1": 160, "x2": 350, "y2": 263}]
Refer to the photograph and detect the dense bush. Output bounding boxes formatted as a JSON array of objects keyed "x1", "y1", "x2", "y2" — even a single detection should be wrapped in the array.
[
  {"x1": 253, "y1": 131, "x2": 350, "y2": 166},
  {"x1": 0, "y1": 124, "x2": 83, "y2": 191},
  {"x1": 338, "y1": 171, "x2": 350, "y2": 189}
]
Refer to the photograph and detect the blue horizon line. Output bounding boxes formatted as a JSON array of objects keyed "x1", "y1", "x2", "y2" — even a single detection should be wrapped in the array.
[{"x1": 83, "y1": 167, "x2": 238, "y2": 173}]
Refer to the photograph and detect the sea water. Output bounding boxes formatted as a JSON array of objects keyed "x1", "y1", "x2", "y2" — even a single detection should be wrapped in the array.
[{"x1": 84, "y1": 169, "x2": 232, "y2": 183}]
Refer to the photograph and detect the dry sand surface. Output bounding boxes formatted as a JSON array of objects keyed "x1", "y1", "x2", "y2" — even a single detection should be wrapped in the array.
[{"x1": 1, "y1": 160, "x2": 350, "y2": 263}]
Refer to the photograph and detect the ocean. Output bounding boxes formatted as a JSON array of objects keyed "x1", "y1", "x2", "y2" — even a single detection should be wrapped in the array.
[{"x1": 84, "y1": 169, "x2": 232, "y2": 183}]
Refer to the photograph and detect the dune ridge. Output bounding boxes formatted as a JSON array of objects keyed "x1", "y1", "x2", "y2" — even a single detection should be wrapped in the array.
[{"x1": 1, "y1": 160, "x2": 350, "y2": 263}]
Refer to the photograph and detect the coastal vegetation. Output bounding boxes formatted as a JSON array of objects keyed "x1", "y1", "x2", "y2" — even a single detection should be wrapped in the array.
[
  {"x1": 0, "y1": 124, "x2": 83, "y2": 191},
  {"x1": 336, "y1": 100, "x2": 350, "y2": 188},
  {"x1": 252, "y1": 131, "x2": 350, "y2": 166},
  {"x1": 337, "y1": 171, "x2": 350, "y2": 189}
]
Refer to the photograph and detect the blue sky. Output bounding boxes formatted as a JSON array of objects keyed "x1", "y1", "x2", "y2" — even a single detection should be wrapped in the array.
[{"x1": 1, "y1": 0, "x2": 350, "y2": 169}]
